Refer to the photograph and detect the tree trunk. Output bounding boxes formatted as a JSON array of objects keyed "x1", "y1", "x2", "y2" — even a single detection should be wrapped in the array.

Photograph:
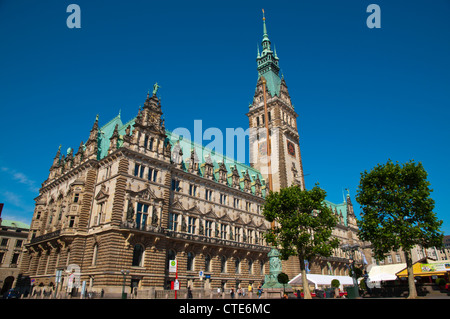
[
  {"x1": 299, "y1": 255, "x2": 312, "y2": 299},
  {"x1": 404, "y1": 249, "x2": 417, "y2": 299}
]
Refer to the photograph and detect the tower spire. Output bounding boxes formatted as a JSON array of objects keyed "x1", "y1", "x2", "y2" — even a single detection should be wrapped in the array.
[
  {"x1": 256, "y1": 9, "x2": 280, "y2": 96},
  {"x1": 261, "y1": 9, "x2": 271, "y2": 51},
  {"x1": 262, "y1": 9, "x2": 268, "y2": 38}
]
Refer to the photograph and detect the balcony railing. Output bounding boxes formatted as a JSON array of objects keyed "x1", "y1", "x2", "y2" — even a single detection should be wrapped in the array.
[
  {"x1": 120, "y1": 221, "x2": 165, "y2": 235},
  {"x1": 29, "y1": 230, "x2": 61, "y2": 244},
  {"x1": 165, "y1": 230, "x2": 270, "y2": 252}
]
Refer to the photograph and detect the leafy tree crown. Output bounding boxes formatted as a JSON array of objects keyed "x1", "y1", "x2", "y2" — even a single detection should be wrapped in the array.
[
  {"x1": 263, "y1": 184, "x2": 340, "y2": 261},
  {"x1": 356, "y1": 160, "x2": 443, "y2": 260}
]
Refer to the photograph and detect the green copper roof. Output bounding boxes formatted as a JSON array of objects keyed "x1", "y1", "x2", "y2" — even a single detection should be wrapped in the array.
[
  {"x1": 1, "y1": 219, "x2": 30, "y2": 229},
  {"x1": 324, "y1": 200, "x2": 348, "y2": 226},
  {"x1": 97, "y1": 112, "x2": 135, "y2": 160},
  {"x1": 259, "y1": 71, "x2": 281, "y2": 97}
]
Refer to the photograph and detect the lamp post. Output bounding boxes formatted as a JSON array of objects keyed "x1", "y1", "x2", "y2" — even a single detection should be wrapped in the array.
[
  {"x1": 121, "y1": 269, "x2": 129, "y2": 299},
  {"x1": 341, "y1": 243, "x2": 360, "y2": 298}
]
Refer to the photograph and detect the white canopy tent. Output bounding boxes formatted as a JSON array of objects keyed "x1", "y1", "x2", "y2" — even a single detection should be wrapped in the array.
[
  {"x1": 289, "y1": 273, "x2": 354, "y2": 289},
  {"x1": 366, "y1": 263, "x2": 406, "y2": 288}
]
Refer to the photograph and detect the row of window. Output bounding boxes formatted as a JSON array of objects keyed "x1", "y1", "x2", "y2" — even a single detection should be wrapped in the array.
[
  {"x1": 37, "y1": 193, "x2": 81, "y2": 217},
  {"x1": 281, "y1": 111, "x2": 295, "y2": 127},
  {"x1": 165, "y1": 249, "x2": 265, "y2": 274},
  {"x1": 34, "y1": 192, "x2": 81, "y2": 232},
  {"x1": 255, "y1": 112, "x2": 270, "y2": 126},
  {"x1": 0, "y1": 238, "x2": 23, "y2": 248},
  {"x1": 253, "y1": 109, "x2": 295, "y2": 129},
  {"x1": 168, "y1": 213, "x2": 264, "y2": 245},
  {"x1": 374, "y1": 254, "x2": 403, "y2": 265},
  {"x1": 0, "y1": 251, "x2": 20, "y2": 265},
  {"x1": 172, "y1": 179, "x2": 261, "y2": 213},
  {"x1": 26, "y1": 249, "x2": 73, "y2": 276},
  {"x1": 30, "y1": 214, "x2": 77, "y2": 240},
  {"x1": 27, "y1": 242, "x2": 267, "y2": 278},
  {"x1": 134, "y1": 163, "x2": 159, "y2": 182}
]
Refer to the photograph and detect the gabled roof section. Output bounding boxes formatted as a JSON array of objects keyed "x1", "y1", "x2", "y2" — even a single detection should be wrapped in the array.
[
  {"x1": 259, "y1": 71, "x2": 282, "y2": 97},
  {"x1": 324, "y1": 200, "x2": 348, "y2": 226},
  {"x1": 170, "y1": 200, "x2": 186, "y2": 212},
  {"x1": 186, "y1": 204, "x2": 203, "y2": 215},
  {"x1": 219, "y1": 212, "x2": 234, "y2": 223},
  {"x1": 97, "y1": 112, "x2": 136, "y2": 160},
  {"x1": 203, "y1": 208, "x2": 220, "y2": 220},
  {"x1": 127, "y1": 184, "x2": 163, "y2": 202},
  {"x1": 233, "y1": 215, "x2": 246, "y2": 225},
  {"x1": 245, "y1": 217, "x2": 258, "y2": 228}
]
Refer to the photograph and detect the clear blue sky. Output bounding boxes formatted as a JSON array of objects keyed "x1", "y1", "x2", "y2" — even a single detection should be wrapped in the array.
[{"x1": 1, "y1": 0, "x2": 449, "y2": 235}]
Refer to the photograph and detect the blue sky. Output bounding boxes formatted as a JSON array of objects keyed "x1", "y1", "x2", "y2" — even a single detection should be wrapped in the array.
[{"x1": 0, "y1": 0, "x2": 449, "y2": 235}]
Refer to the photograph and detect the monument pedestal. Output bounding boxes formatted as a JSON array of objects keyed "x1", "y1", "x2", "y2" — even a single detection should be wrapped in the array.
[{"x1": 262, "y1": 248, "x2": 292, "y2": 290}]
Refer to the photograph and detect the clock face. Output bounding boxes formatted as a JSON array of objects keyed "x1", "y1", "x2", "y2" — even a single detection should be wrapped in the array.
[{"x1": 287, "y1": 141, "x2": 296, "y2": 157}]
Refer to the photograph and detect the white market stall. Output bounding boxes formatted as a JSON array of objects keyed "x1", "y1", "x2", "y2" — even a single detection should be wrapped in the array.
[
  {"x1": 289, "y1": 273, "x2": 354, "y2": 289},
  {"x1": 366, "y1": 263, "x2": 406, "y2": 288}
]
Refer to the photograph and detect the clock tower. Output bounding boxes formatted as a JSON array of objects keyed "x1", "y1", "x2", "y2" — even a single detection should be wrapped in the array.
[{"x1": 247, "y1": 12, "x2": 305, "y2": 192}]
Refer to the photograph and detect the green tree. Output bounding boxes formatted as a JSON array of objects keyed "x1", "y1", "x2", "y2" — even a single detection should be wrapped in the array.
[
  {"x1": 356, "y1": 160, "x2": 443, "y2": 299},
  {"x1": 331, "y1": 279, "x2": 340, "y2": 288},
  {"x1": 263, "y1": 185, "x2": 340, "y2": 299}
]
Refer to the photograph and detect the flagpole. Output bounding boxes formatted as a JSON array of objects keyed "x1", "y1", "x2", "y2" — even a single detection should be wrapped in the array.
[
  {"x1": 262, "y1": 76, "x2": 273, "y2": 229},
  {"x1": 175, "y1": 259, "x2": 178, "y2": 299}
]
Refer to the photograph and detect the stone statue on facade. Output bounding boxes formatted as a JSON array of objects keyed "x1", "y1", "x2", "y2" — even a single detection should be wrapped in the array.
[
  {"x1": 126, "y1": 202, "x2": 135, "y2": 222},
  {"x1": 152, "y1": 82, "x2": 160, "y2": 96},
  {"x1": 151, "y1": 210, "x2": 159, "y2": 226}
]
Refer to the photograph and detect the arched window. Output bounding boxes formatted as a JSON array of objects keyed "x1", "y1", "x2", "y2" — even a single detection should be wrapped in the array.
[
  {"x1": 187, "y1": 252, "x2": 194, "y2": 271},
  {"x1": 92, "y1": 244, "x2": 98, "y2": 266},
  {"x1": 248, "y1": 259, "x2": 253, "y2": 274},
  {"x1": 235, "y1": 257, "x2": 240, "y2": 274},
  {"x1": 220, "y1": 256, "x2": 227, "y2": 273},
  {"x1": 205, "y1": 254, "x2": 211, "y2": 272},
  {"x1": 132, "y1": 244, "x2": 144, "y2": 267}
]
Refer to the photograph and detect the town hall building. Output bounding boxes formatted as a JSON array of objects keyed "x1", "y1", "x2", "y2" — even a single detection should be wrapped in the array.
[{"x1": 20, "y1": 14, "x2": 366, "y2": 297}]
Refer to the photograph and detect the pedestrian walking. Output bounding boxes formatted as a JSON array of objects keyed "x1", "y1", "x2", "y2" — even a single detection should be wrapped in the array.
[
  {"x1": 257, "y1": 285, "x2": 263, "y2": 299},
  {"x1": 363, "y1": 271, "x2": 372, "y2": 296},
  {"x1": 334, "y1": 287, "x2": 340, "y2": 298}
]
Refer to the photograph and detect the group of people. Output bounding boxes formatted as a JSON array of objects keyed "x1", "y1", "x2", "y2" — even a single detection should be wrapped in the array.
[{"x1": 216, "y1": 284, "x2": 264, "y2": 299}]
